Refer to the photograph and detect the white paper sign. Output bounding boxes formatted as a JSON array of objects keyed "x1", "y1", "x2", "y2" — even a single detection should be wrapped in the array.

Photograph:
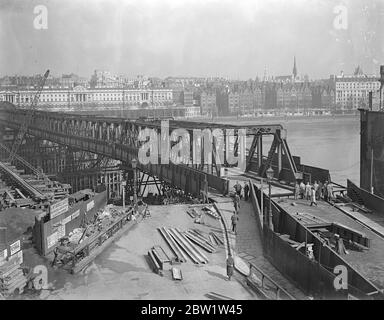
[
  {"x1": 47, "y1": 232, "x2": 58, "y2": 249},
  {"x1": 86, "y1": 200, "x2": 94, "y2": 212},
  {"x1": 10, "y1": 240, "x2": 21, "y2": 255},
  {"x1": 62, "y1": 215, "x2": 72, "y2": 225},
  {"x1": 71, "y1": 209, "x2": 80, "y2": 220},
  {"x1": 57, "y1": 224, "x2": 66, "y2": 240},
  {"x1": 50, "y1": 198, "x2": 69, "y2": 219}
]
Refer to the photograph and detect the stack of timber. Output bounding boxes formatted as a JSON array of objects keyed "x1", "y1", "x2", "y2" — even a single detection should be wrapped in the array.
[
  {"x1": 187, "y1": 205, "x2": 220, "y2": 220},
  {"x1": 209, "y1": 231, "x2": 224, "y2": 246},
  {"x1": 184, "y1": 230, "x2": 215, "y2": 253},
  {"x1": 0, "y1": 252, "x2": 27, "y2": 296},
  {"x1": 202, "y1": 206, "x2": 220, "y2": 219},
  {"x1": 158, "y1": 227, "x2": 218, "y2": 265},
  {"x1": 278, "y1": 234, "x2": 314, "y2": 252}
]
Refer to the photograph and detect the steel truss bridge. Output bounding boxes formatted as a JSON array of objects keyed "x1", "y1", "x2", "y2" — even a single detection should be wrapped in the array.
[{"x1": 0, "y1": 102, "x2": 302, "y2": 196}]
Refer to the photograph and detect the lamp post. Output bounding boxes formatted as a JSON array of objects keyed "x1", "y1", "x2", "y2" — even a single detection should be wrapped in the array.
[
  {"x1": 121, "y1": 180, "x2": 126, "y2": 210},
  {"x1": 131, "y1": 158, "x2": 138, "y2": 211},
  {"x1": 266, "y1": 167, "x2": 274, "y2": 230}
]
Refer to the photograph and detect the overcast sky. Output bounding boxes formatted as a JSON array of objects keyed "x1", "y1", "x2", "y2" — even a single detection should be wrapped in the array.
[{"x1": 0, "y1": 0, "x2": 383, "y2": 79}]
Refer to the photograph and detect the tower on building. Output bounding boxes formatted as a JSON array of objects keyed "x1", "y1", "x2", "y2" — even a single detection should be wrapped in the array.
[{"x1": 293, "y1": 56, "x2": 297, "y2": 80}]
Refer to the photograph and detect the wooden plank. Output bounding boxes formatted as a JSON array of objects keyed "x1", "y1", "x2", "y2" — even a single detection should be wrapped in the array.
[
  {"x1": 184, "y1": 232, "x2": 215, "y2": 253},
  {"x1": 167, "y1": 228, "x2": 201, "y2": 264},
  {"x1": 171, "y1": 267, "x2": 182, "y2": 280},
  {"x1": 176, "y1": 228, "x2": 209, "y2": 263},
  {"x1": 208, "y1": 234, "x2": 216, "y2": 246},
  {"x1": 70, "y1": 215, "x2": 133, "y2": 274},
  {"x1": 210, "y1": 232, "x2": 224, "y2": 245},
  {"x1": 148, "y1": 250, "x2": 162, "y2": 275},
  {"x1": 190, "y1": 229, "x2": 211, "y2": 243},
  {"x1": 159, "y1": 227, "x2": 188, "y2": 263}
]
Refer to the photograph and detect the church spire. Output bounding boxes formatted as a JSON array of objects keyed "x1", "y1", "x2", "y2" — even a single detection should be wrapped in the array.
[{"x1": 293, "y1": 56, "x2": 297, "y2": 79}]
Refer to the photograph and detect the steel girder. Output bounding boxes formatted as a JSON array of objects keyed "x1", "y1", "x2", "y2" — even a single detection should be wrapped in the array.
[{"x1": 0, "y1": 104, "x2": 300, "y2": 192}]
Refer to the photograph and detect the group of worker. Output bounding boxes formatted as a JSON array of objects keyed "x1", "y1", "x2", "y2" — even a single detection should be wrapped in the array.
[
  {"x1": 227, "y1": 181, "x2": 252, "y2": 281},
  {"x1": 294, "y1": 180, "x2": 334, "y2": 206},
  {"x1": 230, "y1": 181, "x2": 251, "y2": 236}
]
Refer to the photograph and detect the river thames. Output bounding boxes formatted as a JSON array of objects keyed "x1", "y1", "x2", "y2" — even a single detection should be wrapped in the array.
[{"x1": 232, "y1": 115, "x2": 360, "y2": 186}]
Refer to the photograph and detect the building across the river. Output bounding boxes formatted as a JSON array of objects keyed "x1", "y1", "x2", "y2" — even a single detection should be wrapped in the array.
[
  {"x1": 0, "y1": 86, "x2": 173, "y2": 110},
  {"x1": 335, "y1": 70, "x2": 382, "y2": 110}
]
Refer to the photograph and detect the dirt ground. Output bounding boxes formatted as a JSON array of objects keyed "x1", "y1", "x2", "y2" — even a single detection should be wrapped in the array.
[{"x1": 19, "y1": 204, "x2": 257, "y2": 300}]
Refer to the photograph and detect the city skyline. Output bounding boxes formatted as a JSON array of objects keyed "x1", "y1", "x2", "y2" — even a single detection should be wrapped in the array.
[{"x1": 0, "y1": 0, "x2": 383, "y2": 79}]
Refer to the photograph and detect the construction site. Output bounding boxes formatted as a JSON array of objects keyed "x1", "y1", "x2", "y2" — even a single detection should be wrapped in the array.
[{"x1": 1, "y1": 69, "x2": 384, "y2": 301}]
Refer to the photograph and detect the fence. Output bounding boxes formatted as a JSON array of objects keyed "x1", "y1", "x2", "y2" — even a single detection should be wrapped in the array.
[
  {"x1": 347, "y1": 179, "x2": 384, "y2": 213},
  {"x1": 249, "y1": 181, "x2": 383, "y2": 299},
  {"x1": 33, "y1": 190, "x2": 107, "y2": 256}
]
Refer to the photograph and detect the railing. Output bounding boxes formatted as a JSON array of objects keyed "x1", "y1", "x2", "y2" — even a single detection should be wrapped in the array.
[
  {"x1": 248, "y1": 262, "x2": 296, "y2": 300},
  {"x1": 55, "y1": 207, "x2": 134, "y2": 273}
]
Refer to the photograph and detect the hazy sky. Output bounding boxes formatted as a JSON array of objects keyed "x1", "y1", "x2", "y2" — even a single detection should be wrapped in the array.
[{"x1": 0, "y1": 0, "x2": 383, "y2": 79}]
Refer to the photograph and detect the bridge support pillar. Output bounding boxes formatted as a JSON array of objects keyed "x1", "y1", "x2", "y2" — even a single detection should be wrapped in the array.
[
  {"x1": 277, "y1": 140, "x2": 282, "y2": 177},
  {"x1": 257, "y1": 135, "x2": 263, "y2": 169}
]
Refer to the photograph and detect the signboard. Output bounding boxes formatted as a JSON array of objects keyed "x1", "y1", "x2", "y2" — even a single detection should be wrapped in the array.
[
  {"x1": 86, "y1": 200, "x2": 94, "y2": 212},
  {"x1": 56, "y1": 224, "x2": 66, "y2": 240},
  {"x1": 71, "y1": 209, "x2": 80, "y2": 220},
  {"x1": 62, "y1": 215, "x2": 72, "y2": 225},
  {"x1": 10, "y1": 240, "x2": 21, "y2": 255},
  {"x1": 50, "y1": 198, "x2": 69, "y2": 219},
  {"x1": 47, "y1": 232, "x2": 58, "y2": 249}
]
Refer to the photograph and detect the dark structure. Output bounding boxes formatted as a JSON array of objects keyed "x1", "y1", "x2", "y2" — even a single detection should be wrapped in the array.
[{"x1": 359, "y1": 109, "x2": 384, "y2": 198}]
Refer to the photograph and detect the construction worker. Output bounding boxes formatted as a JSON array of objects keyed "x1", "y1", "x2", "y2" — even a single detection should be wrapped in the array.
[
  {"x1": 299, "y1": 181, "x2": 305, "y2": 199},
  {"x1": 323, "y1": 181, "x2": 329, "y2": 201},
  {"x1": 231, "y1": 213, "x2": 239, "y2": 234},
  {"x1": 310, "y1": 187, "x2": 317, "y2": 206},
  {"x1": 234, "y1": 193, "x2": 240, "y2": 214},
  {"x1": 313, "y1": 181, "x2": 319, "y2": 197},
  {"x1": 234, "y1": 181, "x2": 242, "y2": 198},
  {"x1": 226, "y1": 253, "x2": 235, "y2": 281},
  {"x1": 317, "y1": 181, "x2": 323, "y2": 200},
  {"x1": 243, "y1": 182, "x2": 250, "y2": 201},
  {"x1": 305, "y1": 182, "x2": 311, "y2": 200},
  {"x1": 294, "y1": 181, "x2": 300, "y2": 200},
  {"x1": 327, "y1": 182, "x2": 334, "y2": 202}
]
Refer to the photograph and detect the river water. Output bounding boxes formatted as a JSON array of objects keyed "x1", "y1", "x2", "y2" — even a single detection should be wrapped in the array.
[{"x1": 232, "y1": 115, "x2": 361, "y2": 186}]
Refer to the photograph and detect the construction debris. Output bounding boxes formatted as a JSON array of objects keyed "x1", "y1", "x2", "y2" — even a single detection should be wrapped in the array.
[
  {"x1": 202, "y1": 206, "x2": 220, "y2": 219},
  {"x1": 151, "y1": 245, "x2": 173, "y2": 270},
  {"x1": 147, "y1": 249, "x2": 163, "y2": 276},
  {"x1": 0, "y1": 251, "x2": 27, "y2": 297},
  {"x1": 171, "y1": 267, "x2": 183, "y2": 280},
  {"x1": 205, "y1": 292, "x2": 235, "y2": 300},
  {"x1": 210, "y1": 231, "x2": 224, "y2": 246}
]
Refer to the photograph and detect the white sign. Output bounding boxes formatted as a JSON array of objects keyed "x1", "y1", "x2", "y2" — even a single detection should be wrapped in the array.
[
  {"x1": 50, "y1": 198, "x2": 69, "y2": 219},
  {"x1": 57, "y1": 224, "x2": 66, "y2": 240},
  {"x1": 86, "y1": 200, "x2": 94, "y2": 212},
  {"x1": 71, "y1": 209, "x2": 80, "y2": 220},
  {"x1": 10, "y1": 240, "x2": 21, "y2": 255},
  {"x1": 47, "y1": 232, "x2": 58, "y2": 249},
  {"x1": 62, "y1": 215, "x2": 72, "y2": 225}
]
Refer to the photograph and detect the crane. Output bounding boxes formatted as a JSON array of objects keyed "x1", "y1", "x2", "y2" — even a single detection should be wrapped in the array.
[{"x1": 7, "y1": 69, "x2": 50, "y2": 178}]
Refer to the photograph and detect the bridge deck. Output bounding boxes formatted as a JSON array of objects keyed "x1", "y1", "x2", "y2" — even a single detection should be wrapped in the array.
[
  {"x1": 333, "y1": 203, "x2": 384, "y2": 239},
  {"x1": 277, "y1": 198, "x2": 384, "y2": 289}
]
